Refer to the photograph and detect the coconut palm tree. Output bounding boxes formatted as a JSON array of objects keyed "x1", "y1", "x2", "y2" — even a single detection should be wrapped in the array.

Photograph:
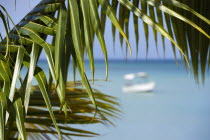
[{"x1": 0, "y1": 0, "x2": 209, "y2": 139}]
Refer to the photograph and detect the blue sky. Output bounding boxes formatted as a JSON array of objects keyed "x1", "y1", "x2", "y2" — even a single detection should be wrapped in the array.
[{"x1": 1, "y1": 0, "x2": 181, "y2": 60}]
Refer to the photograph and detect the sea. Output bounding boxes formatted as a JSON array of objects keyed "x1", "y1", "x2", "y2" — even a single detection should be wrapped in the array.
[{"x1": 34, "y1": 60, "x2": 210, "y2": 140}]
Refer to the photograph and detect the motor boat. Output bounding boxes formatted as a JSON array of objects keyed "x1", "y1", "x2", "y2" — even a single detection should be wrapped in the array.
[{"x1": 122, "y1": 72, "x2": 155, "y2": 93}]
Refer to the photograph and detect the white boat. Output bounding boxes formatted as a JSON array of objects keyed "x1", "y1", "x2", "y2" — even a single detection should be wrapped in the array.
[{"x1": 122, "y1": 72, "x2": 155, "y2": 93}]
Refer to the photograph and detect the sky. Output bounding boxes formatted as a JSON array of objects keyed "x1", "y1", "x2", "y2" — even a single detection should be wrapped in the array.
[{"x1": 0, "y1": 0, "x2": 181, "y2": 60}]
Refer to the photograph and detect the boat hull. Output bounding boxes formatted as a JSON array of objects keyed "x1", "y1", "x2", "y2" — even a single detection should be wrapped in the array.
[{"x1": 122, "y1": 82, "x2": 155, "y2": 93}]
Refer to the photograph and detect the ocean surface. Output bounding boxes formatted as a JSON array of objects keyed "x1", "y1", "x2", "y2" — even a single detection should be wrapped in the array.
[{"x1": 35, "y1": 60, "x2": 210, "y2": 140}]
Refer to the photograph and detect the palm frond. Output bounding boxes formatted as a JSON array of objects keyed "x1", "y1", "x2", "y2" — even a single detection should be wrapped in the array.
[
  {"x1": 0, "y1": 0, "x2": 209, "y2": 139},
  {"x1": 9, "y1": 85, "x2": 120, "y2": 139}
]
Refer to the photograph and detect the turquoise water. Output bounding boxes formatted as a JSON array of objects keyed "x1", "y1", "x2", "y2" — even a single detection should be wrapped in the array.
[{"x1": 36, "y1": 60, "x2": 210, "y2": 140}]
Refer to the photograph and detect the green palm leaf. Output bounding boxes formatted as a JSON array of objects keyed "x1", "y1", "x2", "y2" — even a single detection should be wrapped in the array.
[{"x1": 0, "y1": 0, "x2": 209, "y2": 139}]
